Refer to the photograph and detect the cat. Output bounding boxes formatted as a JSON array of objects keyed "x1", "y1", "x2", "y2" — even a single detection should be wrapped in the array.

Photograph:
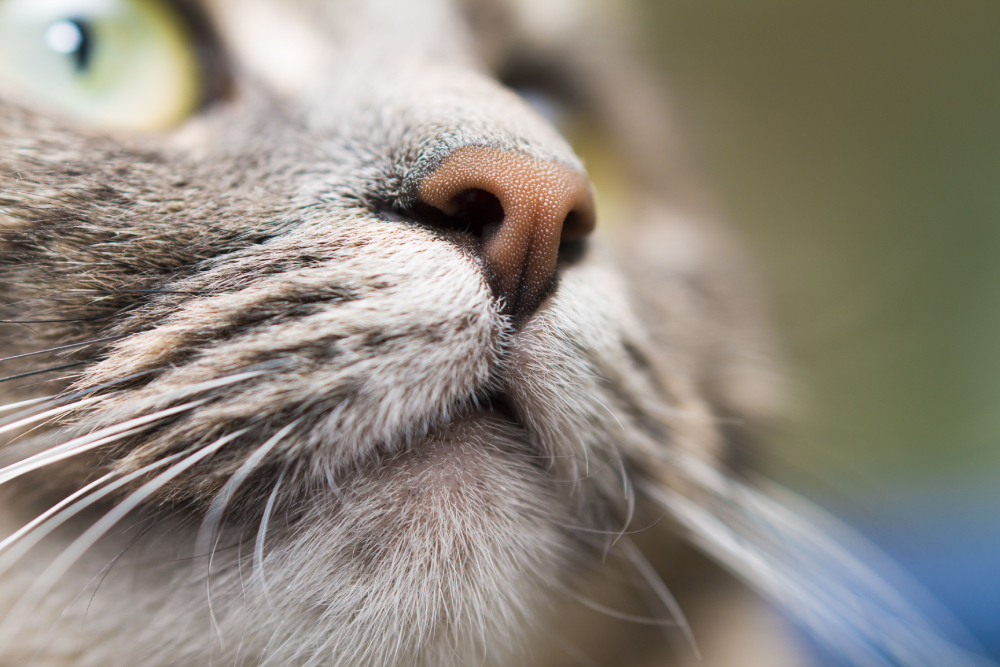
[{"x1": 0, "y1": 0, "x2": 988, "y2": 665}]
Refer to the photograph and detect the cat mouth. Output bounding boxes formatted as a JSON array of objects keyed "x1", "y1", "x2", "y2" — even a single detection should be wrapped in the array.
[{"x1": 359, "y1": 390, "x2": 529, "y2": 483}]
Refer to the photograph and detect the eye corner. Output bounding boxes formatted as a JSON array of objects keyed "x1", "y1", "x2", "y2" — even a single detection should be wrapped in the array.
[{"x1": 168, "y1": 0, "x2": 232, "y2": 113}]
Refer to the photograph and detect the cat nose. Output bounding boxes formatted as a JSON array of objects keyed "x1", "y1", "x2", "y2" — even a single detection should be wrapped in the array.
[{"x1": 417, "y1": 146, "x2": 596, "y2": 320}]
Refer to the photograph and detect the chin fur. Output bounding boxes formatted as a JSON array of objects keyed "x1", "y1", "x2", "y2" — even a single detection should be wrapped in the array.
[{"x1": 0, "y1": 419, "x2": 564, "y2": 667}]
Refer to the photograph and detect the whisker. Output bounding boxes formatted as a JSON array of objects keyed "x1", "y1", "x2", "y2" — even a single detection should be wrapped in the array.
[
  {"x1": 550, "y1": 520, "x2": 662, "y2": 537},
  {"x1": 0, "y1": 367, "x2": 168, "y2": 434},
  {"x1": 0, "y1": 395, "x2": 56, "y2": 416},
  {"x1": 84, "y1": 519, "x2": 161, "y2": 622},
  {"x1": 548, "y1": 455, "x2": 616, "y2": 484},
  {"x1": 0, "y1": 302, "x2": 143, "y2": 325},
  {"x1": 28, "y1": 518, "x2": 163, "y2": 667},
  {"x1": 0, "y1": 366, "x2": 277, "y2": 480},
  {"x1": 254, "y1": 469, "x2": 286, "y2": 609},
  {"x1": 0, "y1": 315, "x2": 119, "y2": 325},
  {"x1": 640, "y1": 456, "x2": 989, "y2": 667},
  {"x1": 194, "y1": 421, "x2": 301, "y2": 560},
  {"x1": 0, "y1": 429, "x2": 247, "y2": 641},
  {"x1": 0, "y1": 361, "x2": 88, "y2": 384},
  {"x1": 619, "y1": 538, "x2": 700, "y2": 660},
  {"x1": 197, "y1": 421, "x2": 300, "y2": 646},
  {"x1": 131, "y1": 368, "x2": 280, "y2": 409},
  {"x1": 607, "y1": 457, "x2": 635, "y2": 554},
  {"x1": 65, "y1": 367, "x2": 168, "y2": 395},
  {"x1": 0, "y1": 471, "x2": 118, "y2": 558},
  {"x1": 2, "y1": 365, "x2": 281, "y2": 481},
  {"x1": 554, "y1": 580, "x2": 679, "y2": 627},
  {"x1": 0, "y1": 400, "x2": 207, "y2": 487},
  {"x1": 0, "y1": 396, "x2": 104, "y2": 437},
  {"x1": 69, "y1": 289, "x2": 209, "y2": 296},
  {"x1": 0, "y1": 335, "x2": 127, "y2": 364},
  {"x1": 0, "y1": 454, "x2": 183, "y2": 580}
]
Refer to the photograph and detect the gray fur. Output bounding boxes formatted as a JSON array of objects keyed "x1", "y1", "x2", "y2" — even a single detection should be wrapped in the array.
[{"x1": 0, "y1": 1, "x2": 983, "y2": 666}]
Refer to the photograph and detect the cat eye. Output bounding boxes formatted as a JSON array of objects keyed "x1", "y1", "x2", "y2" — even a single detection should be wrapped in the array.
[{"x1": 0, "y1": 0, "x2": 202, "y2": 131}]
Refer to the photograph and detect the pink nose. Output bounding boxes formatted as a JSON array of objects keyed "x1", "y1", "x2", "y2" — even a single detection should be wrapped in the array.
[{"x1": 418, "y1": 146, "x2": 596, "y2": 319}]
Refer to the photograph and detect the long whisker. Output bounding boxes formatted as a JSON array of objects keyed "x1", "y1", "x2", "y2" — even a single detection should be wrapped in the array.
[
  {"x1": 197, "y1": 421, "x2": 300, "y2": 646},
  {"x1": 0, "y1": 455, "x2": 184, "y2": 580},
  {"x1": 194, "y1": 421, "x2": 301, "y2": 560},
  {"x1": 28, "y1": 519, "x2": 162, "y2": 667},
  {"x1": 0, "y1": 367, "x2": 167, "y2": 433},
  {"x1": 121, "y1": 368, "x2": 279, "y2": 409},
  {"x1": 254, "y1": 469, "x2": 286, "y2": 609},
  {"x1": 70, "y1": 289, "x2": 209, "y2": 296},
  {"x1": 0, "y1": 400, "x2": 207, "y2": 487},
  {"x1": 0, "y1": 396, "x2": 104, "y2": 437},
  {"x1": 0, "y1": 396, "x2": 55, "y2": 415},
  {"x1": 0, "y1": 361, "x2": 88, "y2": 384},
  {"x1": 0, "y1": 335, "x2": 127, "y2": 365},
  {"x1": 553, "y1": 580, "x2": 679, "y2": 626},
  {"x1": 607, "y1": 457, "x2": 634, "y2": 554},
  {"x1": 0, "y1": 429, "x2": 248, "y2": 640},
  {"x1": 0, "y1": 304, "x2": 139, "y2": 324},
  {"x1": 640, "y1": 454, "x2": 991, "y2": 667},
  {"x1": 83, "y1": 519, "x2": 161, "y2": 622},
  {"x1": 62, "y1": 367, "x2": 166, "y2": 395},
  {"x1": 0, "y1": 471, "x2": 118, "y2": 558},
  {"x1": 0, "y1": 316, "x2": 108, "y2": 324},
  {"x1": 0, "y1": 367, "x2": 277, "y2": 487},
  {"x1": 619, "y1": 537, "x2": 700, "y2": 660}
]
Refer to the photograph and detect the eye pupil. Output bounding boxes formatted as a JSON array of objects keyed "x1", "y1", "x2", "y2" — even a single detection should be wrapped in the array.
[{"x1": 44, "y1": 19, "x2": 92, "y2": 73}]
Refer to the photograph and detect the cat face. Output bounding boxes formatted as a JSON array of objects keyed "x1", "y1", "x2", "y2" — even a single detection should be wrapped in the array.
[{"x1": 0, "y1": 1, "x2": 778, "y2": 665}]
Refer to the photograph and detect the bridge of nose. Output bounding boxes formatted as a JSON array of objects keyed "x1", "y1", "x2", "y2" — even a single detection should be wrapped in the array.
[{"x1": 417, "y1": 146, "x2": 595, "y2": 321}]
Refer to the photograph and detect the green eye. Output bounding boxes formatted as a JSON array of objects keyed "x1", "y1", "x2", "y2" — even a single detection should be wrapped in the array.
[{"x1": 0, "y1": 0, "x2": 201, "y2": 131}]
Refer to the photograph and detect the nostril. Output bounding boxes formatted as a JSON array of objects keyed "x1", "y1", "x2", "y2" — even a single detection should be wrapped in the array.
[
  {"x1": 560, "y1": 209, "x2": 589, "y2": 242},
  {"x1": 416, "y1": 146, "x2": 595, "y2": 320},
  {"x1": 446, "y1": 189, "x2": 505, "y2": 237},
  {"x1": 410, "y1": 188, "x2": 505, "y2": 238}
]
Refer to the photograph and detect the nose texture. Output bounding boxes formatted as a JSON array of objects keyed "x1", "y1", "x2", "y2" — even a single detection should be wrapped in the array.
[{"x1": 418, "y1": 146, "x2": 596, "y2": 320}]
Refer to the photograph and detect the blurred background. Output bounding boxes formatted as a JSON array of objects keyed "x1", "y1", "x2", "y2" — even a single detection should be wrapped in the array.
[{"x1": 634, "y1": 0, "x2": 1000, "y2": 660}]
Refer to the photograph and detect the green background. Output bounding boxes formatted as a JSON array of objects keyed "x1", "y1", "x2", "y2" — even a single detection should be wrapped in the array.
[{"x1": 636, "y1": 0, "x2": 1000, "y2": 652}]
